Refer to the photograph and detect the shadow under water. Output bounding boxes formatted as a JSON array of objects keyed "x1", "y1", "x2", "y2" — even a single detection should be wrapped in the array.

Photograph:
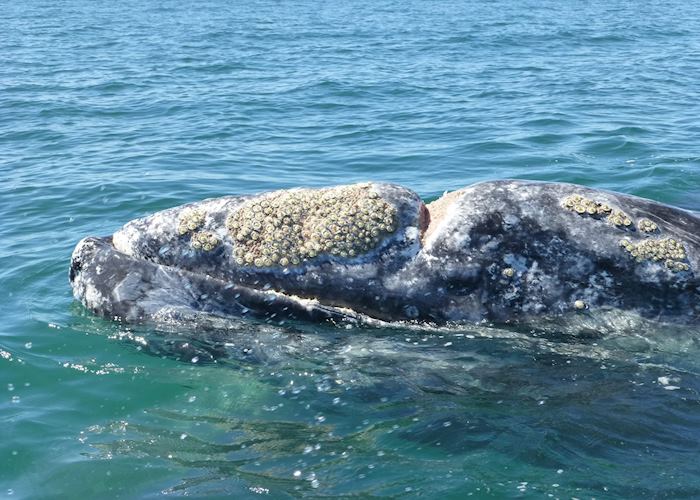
[{"x1": 68, "y1": 308, "x2": 700, "y2": 498}]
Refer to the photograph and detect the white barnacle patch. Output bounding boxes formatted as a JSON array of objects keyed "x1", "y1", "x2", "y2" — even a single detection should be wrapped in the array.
[
  {"x1": 638, "y1": 218, "x2": 658, "y2": 234},
  {"x1": 561, "y1": 194, "x2": 633, "y2": 228},
  {"x1": 607, "y1": 209, "x2": 633, "y2": 228},
  {"x1": 620, "y1": 237, "x2": 690, "y2": 273},
  {"x1": 177, "y1": 209, "x2": 206, "y2": 236},
  {"x1": 174, "y1": 208, "x2": 222, "y2": 252},
  {"x1": 562, "y1": 194, "x2": 613, "y2": 217},
  {"x1": 190, "y1": 231, "x2": 220, "y2": 252},
  {"x1": 226, "y1": 184, "x2": 398, "y2": 268}
]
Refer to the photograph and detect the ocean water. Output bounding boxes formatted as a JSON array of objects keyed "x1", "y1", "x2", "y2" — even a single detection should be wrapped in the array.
[{"x1": 2, "y1": 0, "x2": 700, "y2": 497}]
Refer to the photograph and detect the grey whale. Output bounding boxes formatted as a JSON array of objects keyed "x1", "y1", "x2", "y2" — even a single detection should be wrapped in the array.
[{"x1": 70, "y1": 180, "x2": 700, "y2": 328}]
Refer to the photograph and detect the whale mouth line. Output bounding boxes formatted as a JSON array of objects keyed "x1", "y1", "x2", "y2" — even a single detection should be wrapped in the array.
[
  {"x1": 81, "y1": 236, "x2": 300, "y2": 297},
  {"x1": 70, "y1": 235, "x2": 364, "y2": 324}
]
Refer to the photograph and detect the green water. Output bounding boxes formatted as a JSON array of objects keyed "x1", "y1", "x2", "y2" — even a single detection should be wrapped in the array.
[{"x1": 2, "y1": 0, "x2": 700, "y2": 497}]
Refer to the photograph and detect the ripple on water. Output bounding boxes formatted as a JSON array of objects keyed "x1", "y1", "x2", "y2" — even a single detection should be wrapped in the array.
[{"x1": 2, "y1": 0, "x2": 700, "y2": 497}]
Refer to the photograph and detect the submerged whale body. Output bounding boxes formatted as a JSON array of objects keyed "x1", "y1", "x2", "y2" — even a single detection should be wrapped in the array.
[{"x1": 70, "y1": 180, "x2": 700, "y2": 328}]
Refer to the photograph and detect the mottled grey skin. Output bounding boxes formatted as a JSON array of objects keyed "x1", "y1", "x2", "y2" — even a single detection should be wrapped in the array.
[{"x1": 70, "y1": 180, "x2": 700, "y2": 328}]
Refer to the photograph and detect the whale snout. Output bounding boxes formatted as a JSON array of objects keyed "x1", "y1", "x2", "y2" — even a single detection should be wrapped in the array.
[
  {"x1": 69, "y1": 251, "x2": 81, "y2": 284},
  {"x1": 69, "y1": 237, "x2": 91, "y2": 284},
  {"x1": 69, "y1": 235, "x2": 116, "y2": 313}
]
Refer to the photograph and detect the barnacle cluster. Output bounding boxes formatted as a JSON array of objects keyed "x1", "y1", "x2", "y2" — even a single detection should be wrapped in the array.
[
  {"x1": 562, "y1": 194, "x2": 632, "y2": 228},
  {"x1": 178, "y1": 209, "x2": 205, "y2": 235},
  {"x1": 177, "y1": 209, "x2": 220, "y2": 252},
  {"x1": 619, "y1": 237, "x2": 690, "y2": 272},
  {"x1": 607, "y1": 210, "x2": 633, "y2": 227},
  {"x1": 562, "y1": 194, "x2": 613, "y2": 216},
  {"x1": 638, "y1": 218, "x2": 658, "y2": 233},
  {"x1": 226, "y1": 184, "x2": 398, "y2": 267},
  {"x1": 191, "y1": 231, "x2": 220, "y2": 252}
]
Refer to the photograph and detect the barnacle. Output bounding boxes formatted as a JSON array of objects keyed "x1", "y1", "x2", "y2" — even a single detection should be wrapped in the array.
[
  {"x1": 562, "y1": 194, "x2": 632, "y2": 229},
  {"x1": 665, "y1": 260, "x2": 690, "y2": 272},
  {"x1": 638, "y1": 218, "x2": 658, "y2": 233},
  {"x1": 226, "y1": 184, "x2": 398, "y2": 268},
  {"x1": 574, "y1": 299, "x2": 587, "y2": 310},
  {"x1": 178, "y1": 209, "x2": 206, "y2": 235},
  {"x1": 562, "y1": 194, "x2": 613, "y2": 217},
  {"x1": 607, "y1": 210, "x2": 633, "y2": 228},
  {"x1": 190, "y1": 231, "x2": 219, "y2": 252},
  {"x1": 501, "y1": 267, "x2": 515, "y2": 278},
  {"x1": 620, "y1": 237, "x2": 690, "y2": 273}
]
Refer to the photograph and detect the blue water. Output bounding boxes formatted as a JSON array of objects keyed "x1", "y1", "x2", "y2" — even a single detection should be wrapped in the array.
[{"x1": 2, "y1": 0, "x2": 700, "y2": 497}]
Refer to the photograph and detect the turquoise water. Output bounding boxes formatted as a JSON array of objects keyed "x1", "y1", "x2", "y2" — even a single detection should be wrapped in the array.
[{"x1": 2, "y1": 0, "x2": 700, "y2": 497}]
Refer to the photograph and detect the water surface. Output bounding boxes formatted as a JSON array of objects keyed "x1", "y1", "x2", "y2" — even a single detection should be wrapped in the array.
[{"x1": 2, "y1": 0, "x2": 700, "y2": 497}]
